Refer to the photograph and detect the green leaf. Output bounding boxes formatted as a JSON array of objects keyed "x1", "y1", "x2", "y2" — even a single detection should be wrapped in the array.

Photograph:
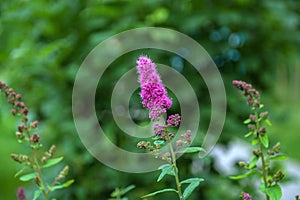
[
  {"x1": 178, "y1": 147, "x2": 206, "y2": 154},
  {"x1": 264, "y1": 119, "x2": 272, "y2": 126},
  {"x1": 119, "y1": 185, "x2": 135, "y2": 196},
  {"x1": 49, "y1": 179, "x2": 74, "y2": 192},
  {"x1": 19, "y1": 172, "x2": 36, "y2": 181},
  {"x1": 259, "y1": 134, "x2": 269, "y2": 148},
  {"x1": 259, "y1": 183, "x2": 266, "y2": 192},
  {"x1": 154, "y1": 140, "x2": 165, "y2": 145},
  {"x1": 266, "y1": 184, "x2": 282, "y2": 200},
  {"x1": 14, "y1": 167, "x2": 27, "y2": 178},
  {"x1": 182, "y1": 181, "x2": 201, "y2": 199},
  {"x1": 248, "y1": 156, "x2": 259, "y2": 169},
  {"x1": 229, "y1": 170, "x2": 259, "y2": 180},
  {"x1": 111, "y1": 188, "x2": 121, "y2": 197},
  {"x1": 157, "y1": 164, "x2": 175, "y2": 182},
  {"x1": 268, "y1": 154, "x2": 288, "y2": 161},
  {"x1": 259, "y1": 104, "x2": 264, "y2": 109},
  {"x1": 243, "y1": 118, "x2": 251, "y2": 124},
  {"x1": 33, "y1": 190, "x2": 41, "y2": 200},
  {"x1": 244, "y1": 131, "x2": 253, "y2": 138},
  {"x1": 43, "y1": 157, "x2": 63, "y2": 168},
  {"x1": 141, "y1": 188, "x2": 177, "y2": 198},
  {"x1": 252, "y1": 139, "x2": 258, "y2": 145},
  {"x1": 180, "y1": 178, "x2": 204, "y2": 184}
]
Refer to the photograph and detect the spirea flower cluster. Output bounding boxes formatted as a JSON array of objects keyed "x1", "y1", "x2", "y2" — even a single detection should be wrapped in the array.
[{"x1": 137, "y1": 56, "x2": 172, "y2": 120}]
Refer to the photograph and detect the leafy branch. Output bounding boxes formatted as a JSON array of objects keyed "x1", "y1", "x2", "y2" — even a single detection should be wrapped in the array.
[{"x1": 0, "y1": 81, "x2": 73, "y2": 199}]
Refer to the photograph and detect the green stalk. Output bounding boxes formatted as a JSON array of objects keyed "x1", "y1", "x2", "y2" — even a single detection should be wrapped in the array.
[
  {"x1": 168, "y1": 141, "x2": 183, "y2": 200},
  {"x1": 33, "y1": 153, "x2": 49, "y2": 200},
  {"x1": 255, "y1": 110, "x2": 270, "y2": 200}
]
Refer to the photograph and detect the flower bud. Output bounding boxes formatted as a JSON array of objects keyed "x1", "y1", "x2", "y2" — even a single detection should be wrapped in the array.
[
  {"x1": 176, "y1": 140, "x2": 184, "y2": 146},
  {"x1": 49, "y1": 145, "x2": 56, "y2": 154},
  {"x1": 30, "y1": 121, "x2": 39, "y2": 128},
  {"x1": 249, "y1": 114, "x2": 256, "y2": 122},
  {"x1": 272, "y1": 142, "x2": 281, "y2": 153},
  {"x1": 8, "y1": 98, "x2": 15, "y2": 104},
  {"x1": 267, "y1": 150, "x2": 275, "y2": 155},
  {"x1": 273, "y1": 170, "x2": 284, "y2": 182},
  {"x1": 11, "y1": 153, "x2": 21, "y2": 163},
  {"x1": 258, "y1": 127, "x2": 266, "y2": 135},
  {"x1": 17, "y1": 187, "x2": 26, "y2": 200},
  {"x1": 41, "y1": 156, "x2": 47, "y2": 163},
  {"x1": 11, "y1": 109, "x2": 17, "y2": 116},
  {"x1": 16, "y1": 94, "x2": 22, "y2": 99},
  {"x1": 238, "y1": 161, "x2": 247, "y2": 168},
  {"x1": 137, "y1": 141, "x2": 147, "y2": 149},
  {"x1": 16, "y1": 131, "x2": 24, "y2": 140},
  {"x1": 253, "y1": 150, "x2": 261, "y2": 157},
  {"x1": 34, "y1": 176, "x2": 41, "y2": 186},
  {"x1": 21, "y1": 107, "x2": 29, "y2": 115},
  {"x1": 31, "y1": 133, "x2": 40, "y2": 143},
  {"x1": 260, "y1": 111, "x2": 269, "y2": 119},
  {"x1": 248, "y1": 124, "x2": 256, "y2": 131}
]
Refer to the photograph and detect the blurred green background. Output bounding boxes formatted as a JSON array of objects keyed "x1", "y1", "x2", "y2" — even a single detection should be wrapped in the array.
[{"x1": 1, "y1": 0, "x2": 299, "y2": 199}]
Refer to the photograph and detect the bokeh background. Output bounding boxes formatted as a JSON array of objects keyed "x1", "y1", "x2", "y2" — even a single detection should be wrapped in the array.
[{"x1": 1, "y1": 0, "x2": 299, "y2": 199}]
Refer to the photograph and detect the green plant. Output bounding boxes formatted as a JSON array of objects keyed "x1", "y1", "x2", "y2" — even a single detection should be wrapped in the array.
[
  {"x1": 136, "y1": 56, "x2": 204, "y2": 200},
  {"x1": 109, "y1": 185, "x2": 135, "y2": 200},
  {"x1": 230, "y1": 80, "x2": 286, "y2": 200},
  {"x1": 0, "y1": 81, "x2": 73, "y2": 200}
]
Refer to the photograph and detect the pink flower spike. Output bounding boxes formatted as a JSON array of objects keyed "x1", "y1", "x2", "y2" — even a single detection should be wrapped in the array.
[{"x1": 137, "y1": 56, "x2": 172, "y2": 120}]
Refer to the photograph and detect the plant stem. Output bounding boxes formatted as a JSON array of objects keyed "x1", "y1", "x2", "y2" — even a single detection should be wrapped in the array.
[
  {"x1": 34, "y1": 155, "x2": 49, "y2": 200},
  {"x1": 255, "y1": 110, "x2": 270, "y2": 200},
  {"x1": 168, "y1": 141, "x2": 183, "y2": 200}
]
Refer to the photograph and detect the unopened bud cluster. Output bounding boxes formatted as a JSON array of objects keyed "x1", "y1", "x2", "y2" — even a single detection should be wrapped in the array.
[
  {"x1": 232, "y1": 80, "x2": 260, "y2": 108},
  {"x1": 41, "y1": 145, "x2": 56, "y2": 163},
  {"x1": 0, "y1": 82, "x2": 43, "y2": 147},
  {"x1": 56, "y1": 166, "x2": 69, "y2": 181}
]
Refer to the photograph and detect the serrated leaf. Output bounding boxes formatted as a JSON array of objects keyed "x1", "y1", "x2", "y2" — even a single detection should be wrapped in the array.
[
  {"x1": 49, "y1": 179, "x2": 74, "y2": 192},
  {"x1": 243, "y1": 118, "x2": 251, "y2": 124},
  {"x1": 182, "y1": 181, "x2": 201, "y2": 199},
  {"x1": 33, "y1": 190, "x2": 41, "y2": 200},
  {"x1": 266, "y1": 184, "x2": 282, "y2": 200},
  {"x1": 19, "y1": 172, "x2": 36, "y2": 181},
  {"x1": 178, "y1": 147, "x2": 206, "y2": 154},
  {"x1": 229, "y1": 170, "x2": 259, "y2": 180},
  {"x1": 119, "y1": 185, "x2": 135, "y2": 196},
  {"x1": 43, "y1": 157, "x2": 63, "y2": 168},
  {"x1": 180, "y1": 178, "x2": 204, "y2": 184},
  {"x1": 259, "y1": 134, "x2": 269, "y2": 148},
  {"x1": 157, "y1": 164, "x2": 174, "y2": 182},
  {"x1": 268, "y1": 155, "x2": 288, "y2": 161},
  {"x1": 141, "y1": 188, "x2": 177, "y2": 198}
]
